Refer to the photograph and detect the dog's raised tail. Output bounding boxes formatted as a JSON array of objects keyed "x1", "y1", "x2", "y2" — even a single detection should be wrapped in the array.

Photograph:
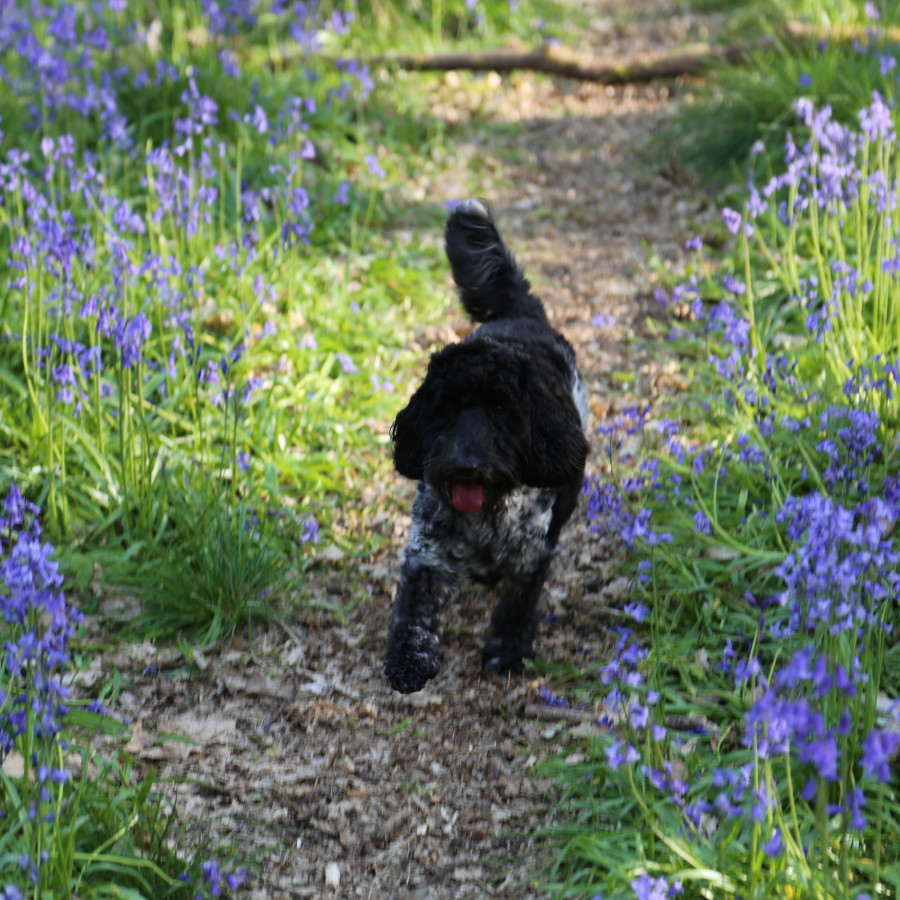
[{"x1": 445, "y1": 199, "x2": 546, "y2": 323}]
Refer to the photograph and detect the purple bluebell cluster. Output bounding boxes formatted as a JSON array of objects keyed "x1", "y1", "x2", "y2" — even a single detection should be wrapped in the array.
[
  {"x1": 631, "y1": 873, "x2": 682, "y2": 900},
  {"x1": 0, "y1": 478, "x2": 249, "y2": 900},
  {"x1": 539, "y1": 683, "x2": 571, "y2": 709},
  {"x1": 577, "y1": 92, "x2": 900, "y2": 895},
  {"x1": 0, "y1": 2, "x2": 391, "y2": 541},
  {"x1": 183, "y1": 858, "x2": 248, "y2": 899},
  {"x1": 0, "y1": 483, "x2": 77, "y2": 741},
  {"x1": 0, "y1": 484, "x2": 77, "y2": 892},
  {"x1": 0, "y1": 3, "x2": 131, "y2": 147}
]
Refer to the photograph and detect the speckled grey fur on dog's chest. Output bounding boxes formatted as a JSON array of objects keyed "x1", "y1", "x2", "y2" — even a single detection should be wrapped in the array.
[{"x1": 405, "y1": 482, "x2": 558, "y2": 584}]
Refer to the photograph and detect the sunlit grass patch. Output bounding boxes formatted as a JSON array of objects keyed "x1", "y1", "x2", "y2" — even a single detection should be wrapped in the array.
[{"x1": 128, "y1": 468, "x2": 297, "y2": 643}]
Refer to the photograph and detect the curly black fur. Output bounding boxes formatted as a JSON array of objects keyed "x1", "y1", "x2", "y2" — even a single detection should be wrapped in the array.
[{"x1": 385, "y1": 200, "x2": 589, "y2": 694}]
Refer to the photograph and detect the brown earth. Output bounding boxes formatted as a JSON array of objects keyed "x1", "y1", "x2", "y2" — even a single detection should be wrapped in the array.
[{"x1": 81, "y1": 3, "x2": 724, "y2": 897}]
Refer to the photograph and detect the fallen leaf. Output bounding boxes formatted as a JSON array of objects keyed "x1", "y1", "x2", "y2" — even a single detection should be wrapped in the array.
[
  {"x1": 703, "y1": 545, "x2": 740, "y2": 561},
  {"x1": 107, "y1": 641, "x2": 183, "y2": 672},
  {"x1": 2, "y1": 752, "x2": 24, "y2": 778},
  {"x1": 403, "y1": 691, "x2": 442, "y2": 708},
  {"x1": 160, "y1": 713, "x2": 236, "y2": 746},
  {"x1": 318, "y1": 544, "x2": 345, "y2": 563},
  {"x1": 221, "y1": 672, "x2": 293, "y2": 700},
  {"x1": 189, "y1": 648, "x2": 210, "y2": 671},
  {"x1": 64, "y1": 653, "x2": 103, "y2": 689},
  {"x1": 124, "y1": 720, "x2": 145, "y2": 754},
  {"x1": 139, "y1": 744, "x2": 193, "y2": 762},
  {"x1": 65, "y1": 753, "x2": 99, "y2": 781}
]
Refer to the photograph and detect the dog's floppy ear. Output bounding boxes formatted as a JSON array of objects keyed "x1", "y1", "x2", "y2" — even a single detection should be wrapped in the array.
[
  {"x1": 522, "y1": 361, "x2": 588, "y2": 487},
  {"x1": 390, "y1": 380, "x2": 434, "y2": 481}
]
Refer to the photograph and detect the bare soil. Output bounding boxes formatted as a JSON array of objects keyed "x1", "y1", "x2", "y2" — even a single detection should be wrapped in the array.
[{"x1": 82, "y1": 4, "x2": 723, "y2": 897}]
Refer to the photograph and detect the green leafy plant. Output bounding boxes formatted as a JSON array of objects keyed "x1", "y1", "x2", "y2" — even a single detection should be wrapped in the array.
[{"x1": 131, "y1": 466, "x2": 301, "y2": 643}]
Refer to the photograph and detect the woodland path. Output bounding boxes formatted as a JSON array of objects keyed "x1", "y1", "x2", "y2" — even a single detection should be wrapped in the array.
[{"x1": 96, "y1": 4, "x2": 723, "y2": 897}]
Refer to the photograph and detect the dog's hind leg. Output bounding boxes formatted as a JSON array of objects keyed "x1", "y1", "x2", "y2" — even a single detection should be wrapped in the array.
[{"x1": 481, "y1": 557, "x2": 551, "y2": 675}]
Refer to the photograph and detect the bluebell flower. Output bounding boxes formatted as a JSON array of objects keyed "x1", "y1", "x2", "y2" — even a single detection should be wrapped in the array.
[
  {"x1": 630, "y1": 702, "x2": 649, "y2": 729},
  {"x1": 364, "y1": 153, "x2": 385, "y2": 179},
  {"x1": 691, "y1": 511, "x2": 711, "y2": 535},
  {"x1": 860, "y1": 729, "x2": 899, "y2": 782},
  {"x1": 539, "y1": 684, "x2": 570, "y2": 708},
  {"x1": 300, "y1": 517, "x2": 319, "y2": 544},
  {"x1": 333, "y1": 182, "x2": 350, "y2": 205},
  {"x1": 631, "y1": 873, "x2": 680, "y2": 900},
  {"x1": 624, "y1": 601, "x2": 648, "y2": 622},
  {"x1": 721, "y1": 207, "x2": 742, "y2": 235},
  {"x1": 762, "y1": 827, "x2": 783, "y2": 858},
  {"x1": 684, "y1": 234, "x2": 702, "y2": 251},
  {"x1": 859, "y1": 91, "x2": 895, "y2": 144}
]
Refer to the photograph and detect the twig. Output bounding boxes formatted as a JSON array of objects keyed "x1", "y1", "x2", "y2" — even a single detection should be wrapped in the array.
[
  {"x1": 664, "y1": 713, "x2": 720, "y2": 735},
  {"x1": 523, "y1": 703, "x2": 598, "y2": 724}
]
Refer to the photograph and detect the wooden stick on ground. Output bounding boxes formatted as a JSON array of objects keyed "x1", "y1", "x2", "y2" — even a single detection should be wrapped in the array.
[{"x1": 336, "y1": 39, "x2": 758, "y2": 85}]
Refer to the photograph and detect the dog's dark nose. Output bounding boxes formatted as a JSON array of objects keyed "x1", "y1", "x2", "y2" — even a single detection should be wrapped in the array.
[
  {"x1": 447, "y1": 436, "x2": 482, "y2": 473},
  {"x1": 451, "y1": 463, "x2": 481, "y2": 481},
  {"x1": 448, "y1": 417, "x2": 490, "y2": 473}
]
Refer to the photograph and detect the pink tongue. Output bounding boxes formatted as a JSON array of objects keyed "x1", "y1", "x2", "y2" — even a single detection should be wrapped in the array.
[{"x1": 452, "y1": 481, "x2": 484, "y2": 513}]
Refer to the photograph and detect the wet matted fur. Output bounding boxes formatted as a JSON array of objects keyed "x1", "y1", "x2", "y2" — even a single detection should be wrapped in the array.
[{"x1": 385, "y1": 200, "x2": 589, "y2": 694}]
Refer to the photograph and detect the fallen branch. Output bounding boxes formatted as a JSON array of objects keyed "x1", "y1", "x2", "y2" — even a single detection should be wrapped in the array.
[{"x1": 341, "y1": 39, "x2": 756, "y2": 85}]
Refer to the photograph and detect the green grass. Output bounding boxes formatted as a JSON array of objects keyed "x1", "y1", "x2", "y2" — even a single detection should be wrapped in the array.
[{"x1": 127, "y1": 469, "x2": 293, "y2": 643}]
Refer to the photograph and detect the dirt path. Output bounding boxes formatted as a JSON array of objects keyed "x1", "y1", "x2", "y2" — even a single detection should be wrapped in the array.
[{"x1": 94, "y1": 5, "x2": 721, "y2": 897}]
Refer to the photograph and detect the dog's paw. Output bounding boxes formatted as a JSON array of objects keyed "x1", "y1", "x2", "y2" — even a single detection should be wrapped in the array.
[
  {"x1": 385, "y1": 627, "x2": 441, "y2": 693},
  {"x1": 385, "y1": 650, "x2": 440, "y2": 694},
  {"x1": 481, "y1": 637, "x2": 533, "y2": 676}
]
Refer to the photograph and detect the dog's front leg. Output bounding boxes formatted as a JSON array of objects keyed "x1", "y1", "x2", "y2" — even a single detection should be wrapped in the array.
[{"x1": 385, "y1": 542, "x2": 458, "y2": 694}]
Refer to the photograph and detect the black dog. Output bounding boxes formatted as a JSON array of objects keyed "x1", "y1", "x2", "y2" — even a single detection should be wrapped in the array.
[{"x1": 384, "y1": 200, "x2": 588, "y2": 694}]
